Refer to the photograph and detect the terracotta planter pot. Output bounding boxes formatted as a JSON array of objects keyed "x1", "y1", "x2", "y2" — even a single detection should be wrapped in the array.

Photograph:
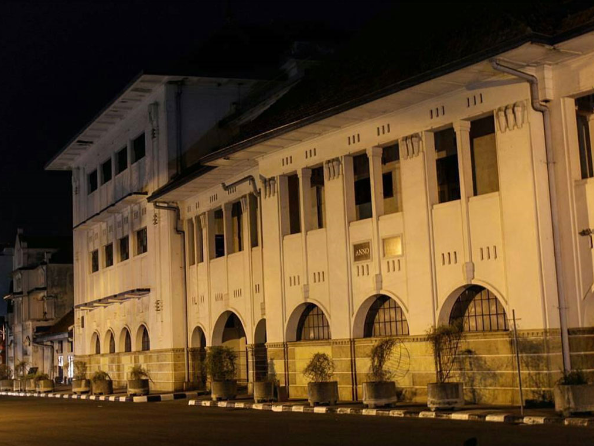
[
  {"x1": 25, "y1": 379, "x2": 36, "y2": 393},
  {"x1": 36, "y1": 379, "x2": 54, "y2": 393},
  {"x1": 307, "y1": 382, "x2": 338, "y2": 407},
  {"x1": 362, "y1": 381, "x2": 398, "y2": 408},
  {"x1": 211, "y1": 380, "x2": 237, "y2": 401},
  {"x1": 91, "y1": 380, "x2": 113, "y2": 395},
  {"x1": 127, "y1": 379, "x2": 150, "y2": 396},
  {"x1": 72, "y1": 379, "x2": 91, "y2": 395},
  {"x1": 427, "y1": 382, "x2": 464, "y2": 411},
  {"x1": 0, "y1": 379, "x2": 14, "y2": 391},
  {"x1": 554, "y1": 384, "x2": 594, "y2": 416},
  {"x1": 253, "y1": 381, "x2": 276, "y2": 403}
]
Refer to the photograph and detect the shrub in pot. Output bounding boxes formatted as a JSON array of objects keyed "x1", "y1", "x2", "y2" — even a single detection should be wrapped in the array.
[
  {"x1": 554, "y1": 370, "x2": 594, "y2": 417},
  {"x1": 34, "y1": 373, "x2": 54, "y2": 393},
  {"x1": 72, "y1": 361, "x2": 91, "y2": 394},
  {"x1": 303, "y1": 352, "x2": 338, "y2": 407},
  {"x1": 24, "y1": 366, "x2": 38, "y2": 393},
  {"x1": 254, "y1": 370, "x2": 277, "y2": 403},
  {"x1": 91, "y1": 370, "x2": 113, "y2": 395},
  {"x1": 363, "y1": 338, "x2": 403, "y2": 408},
  {"x1": 206, "y1": 346, "x2": 238, "y2": 401},
  {"x1": 127, "y1": 365, "x2": 151, "y2": 396},
  {"x1": 426, "y1": 322, "x2": 464, "y2": 411},
  {"x1": 13, "y1": 360, "x2": 28, "y2": 391},
  {"x1": 0, "y1": 365, "x2": 13, "y2": 391}
]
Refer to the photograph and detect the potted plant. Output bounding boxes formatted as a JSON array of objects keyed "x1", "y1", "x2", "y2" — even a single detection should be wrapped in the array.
[
  {"x1": 13, "y1": 360, "x2": 28, "y2": 391},
  {"x1": 91, "y1": 370, "x2": 113, "y2": 395},
  {"x1": 303, "y1": 352, "x2": 338, "y2": 407},
  {"x1": 72, "y1": 361, "x2": 91, "y2": 394},
  {"x1": 554, "y1": 370, "x2": 594, "y2": 416},
  {"x1": 24, "y1": 366, "x2": 38, "y2": 393},
  {"x1": 363, "y1": 338, "x2": 402, "y2": 408},
  {"x1": 426, "y1": 322, "x2": 464, "y2": 411},
  {"x1": 34, "y1": 373, "x2": 54, "y2": 393},
  {"x1": 0, "y1": 365, "x2": 13, "y2": 391},
  {"x1": 205, "y1": 346, "x2": 238, "y2": 401},
  {"x1": 254, "y1": 371, "x2": 277, "y2": 403},
  {"x1": 127, "y1": 365, "x2": 151, "y2": 396}
]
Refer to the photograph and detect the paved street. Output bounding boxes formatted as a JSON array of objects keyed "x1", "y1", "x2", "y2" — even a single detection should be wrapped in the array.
[{"x1": 0, "y1": 397, "x2": 592, "y2": 446}]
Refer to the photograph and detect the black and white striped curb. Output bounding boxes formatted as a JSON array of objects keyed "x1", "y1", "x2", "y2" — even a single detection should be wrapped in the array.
[
  {"x1": 0, "y1": 390, "x2": 202, "y2": 403},
  {"x1": 187, "y1": 400, "x2": 594, "y2": 427}
]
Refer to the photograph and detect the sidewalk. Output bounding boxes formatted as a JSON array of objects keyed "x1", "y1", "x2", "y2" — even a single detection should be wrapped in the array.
[{"x1": 187, "y1": 395, "x2": 594, "y2": 428}]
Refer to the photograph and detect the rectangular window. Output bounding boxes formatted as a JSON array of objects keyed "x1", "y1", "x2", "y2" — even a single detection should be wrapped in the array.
[
  {"x1": 353, "y1": 154, "x2": 372, "y2": 220},
  {"x1": 310, "y1": 167, "x2": 325, "y2": 229},
  {"x1": 116, "y1": 146, "x2": 128, "y2": 175},
  {"x1": 382, "y1": 143, "x2": 402, "y2": 214},
  {"x1": 104, "y1": 243, "x2": 114, "y2": 268},
  {"x1": 81, "y1": 316, "x2": 85, "y2": 329},
  {"x1": 435, "y1": 128, "x2": 460, "y2": 203},
  {"x1": 136, "y1": 227, "x2": 148, "y2": 255},
  {"x1": 196, "y1": 216, "x2": 204, "y2": 263},
  {"x1": 214, "y1": 209, "x2": 225, "y2": 258},
  {"x1": 88, "y1": 170, "x2": 98, "y2": 194},
  {"x1": 249, "y1": 194, "x2": 259, "y2": 248},
  {"x1": 288, "y1": 174, "x2": 301, "y2": 234},
  {"x1": 383, "y1": 236, "x2": 403, "y2": 257},
  {"x1": 101, "y1": 158, "x2": 112, "y2": 184},
  {"x1": 577, "y1": 94, "x2": 594, "y2": 179},
  {"x1": 132, "y1": 133, "x2": 146, "y2": 164},
  {"x1": 231, "y1": 201, "x2": 243, "y2": 253},
  {"x1": 119, "y1": 236, "x2": 130, "y2": 262},
  {"x1": 187, "y1": 218, "x2": 196, "y2": 266},
  {"x1": 470, "y1": 116, "x2": 499, "y2": 195},
  {"x1": 90, "y1": 250, "x2": 99, "y2": 273}
]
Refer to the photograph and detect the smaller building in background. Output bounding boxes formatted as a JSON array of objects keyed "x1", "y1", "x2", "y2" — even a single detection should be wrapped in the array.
[{"x1": 4, "y1": 229, "x2": 73, "y2": 380}]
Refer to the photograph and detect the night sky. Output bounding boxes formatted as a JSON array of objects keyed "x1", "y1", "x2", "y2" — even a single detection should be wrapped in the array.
[{"x1": 0, "y1": 0, "x2": 400, "y2": 244}]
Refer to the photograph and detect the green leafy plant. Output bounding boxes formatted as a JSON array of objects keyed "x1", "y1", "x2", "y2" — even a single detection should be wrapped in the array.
[
  {"x1": 303, "y1": 353, "x2": 335, "y2": 383},
  {"x1": 0, "y1": 365, "x2": 12, "y2": 380},
  {"x1": 33, "y1": 373, "x2": 50, "y2": 383},
  {"x1": 368, "y1": 338, "x2": 400, "y2": 382},
  {"x1": 427, "y1": 322, "x2": 463, "y2": 384},
  {"x1": 14, "y1": 360, "x2": 28, "y2": 378},
  {"x1": 205, "y1": 346, "x2": 237, "y2": 381},
  {"x1": 73, "y1": 361, "x2": 87, "y2": 381},
  {"x1": 557, "y1": 370, "x2": 588, "y2": 386},
  {"x1": 129, "y1": 364, "x2": 152, "y2": 381},
  {"x1": 91, "y1": 370, "x2": 111, "y2": 383}
]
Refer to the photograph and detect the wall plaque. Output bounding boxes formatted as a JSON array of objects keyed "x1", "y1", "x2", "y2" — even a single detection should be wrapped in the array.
[{"x1": 353, "y1": 242, "x2": 371, "y2": 262}]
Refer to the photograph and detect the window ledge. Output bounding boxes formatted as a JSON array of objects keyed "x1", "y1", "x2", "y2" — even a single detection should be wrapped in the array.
[{"x1": 468, "y1": 191, "x2": 499, "y2": 203}]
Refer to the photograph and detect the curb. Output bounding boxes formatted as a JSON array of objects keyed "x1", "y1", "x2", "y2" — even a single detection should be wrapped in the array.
[
  {"x1": 187, "y1": 400, "x2": 593, "y2": 427},
  {"x1": 0, "y1": 390, "x2": 201, "y2": 403}
]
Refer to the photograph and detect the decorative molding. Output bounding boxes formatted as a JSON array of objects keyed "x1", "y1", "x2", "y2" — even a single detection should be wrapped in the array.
[
  {"x1": 324, "y1": 158, "x2": 342, "y2": 181},
  {"x1": 400, "y1": 133, "x2": 422, "y2": 159},
  {"x1": 496, "y1": 101, "x2": 526, "y2": 133},
  {"x1": 263, "y1": 177, "x2": 277, "y2": 198}
]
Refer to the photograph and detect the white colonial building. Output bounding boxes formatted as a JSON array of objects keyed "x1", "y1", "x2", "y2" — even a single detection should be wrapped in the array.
[{"x1": 48, "y1": 12, "x2": 594, "y2": 403}]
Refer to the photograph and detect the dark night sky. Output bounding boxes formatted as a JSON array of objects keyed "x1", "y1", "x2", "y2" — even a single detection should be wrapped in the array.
[{"x1": 0, "y1": 0, "x2": 398, "y2": 244}]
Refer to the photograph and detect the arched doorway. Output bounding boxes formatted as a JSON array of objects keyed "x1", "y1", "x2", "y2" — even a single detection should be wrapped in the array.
[
  {"x1": 212, "y1": 312, "x2": 248, "y2": 386},
  {"x1": 136, "y1": 325, "x2": 150, "y2": 351},
  {"x1": 191, "y1": 326, "x2": 207, "y2": 388},
  {"x1": 119, "y1": 328, "x2": 132, "y2": 353},
  {"x1": 105, "y1": 330, "x2": 116, "y2": 353},
  {"x1": 91, "y1": 332, "x2": 100, "y2": 355},
  {"x1": 449, "y1": 285, "x2": 508, "y2": 332},
  {"x1": 253, "y1": 319, "x2": 268, "y2": 381},
  {"x1": 363, "y1": 295, "x2": 410, "y2": 337}
]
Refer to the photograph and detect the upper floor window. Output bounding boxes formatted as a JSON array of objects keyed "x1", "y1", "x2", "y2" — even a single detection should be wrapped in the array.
[
  {"x1": 577, "y1": 94, "x2": 594, "y2": 179},
  {"x1": 435, "y1": 127, "x2": 460, "y2": 203},
  {"x1": 310, "y1": 167, "x2": 325, "y2": 229},
  {"x1": 90, "y1": 250, "x2": 99, "y2": 273},
  {"x1": 132, "y1": 133, "x2": 145, "y2": 164},
  {"x1": 88, "y1": 170, "x2": 98, "y2": 194},
  {"x1": 196, "y1": 216, "x2": 204, "y2": 263},
  {"x1": 101, "y1": 158, "x2": 112, "y2": 185},
  {"x1": 249, "y1": 194, "x2": 259, "y2": 248},
  {"x1": 104, "y1": 243, "x2": 114, "y2": 268},
  {"x1": 116, "y1": 146, "x2": 128, "y2": 175},
  {"x1": 213, "y1": 209, "x2": 225, "y2": 258},
  {"x1": 382, "y1": 143, "x2": 402, "y2": 214},
  {"x1": 353, "y1": 154, "x2": 372, "y2": 220},
  {"x1": 231, "y1": 201, "x2": 243, "y2": 253},
  {"x1": 470, "y1": 115, "x2": 498, "y2": 195},
  {"x1": 135, "y1": 227, "x2": 148, "y2": 255},
  {"x1": 187, "y1": 218, "x2": 196, "y2": 266},
  {"x1": 287, "y1": 174, "x2": 301, "y2": 234},
  {"x1": 119, "y1": 235, "x2": 130, "y2": 262}
]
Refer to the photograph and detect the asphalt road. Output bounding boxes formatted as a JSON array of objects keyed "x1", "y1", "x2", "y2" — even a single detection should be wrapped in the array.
[{"x1": 0, "y1": 397, "x2": 592, "y2": 446}]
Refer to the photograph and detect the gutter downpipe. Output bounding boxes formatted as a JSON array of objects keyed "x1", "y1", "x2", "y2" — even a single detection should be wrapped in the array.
[
  {"x1": 221, "y1": 175, "x2": 260, "y2": 198},
  {"x1": 153, "y1": 202, "x2": 191, "y2": 386},
  {"x1": 490, "y1": 59, "x2": 571, "y2": 374}
]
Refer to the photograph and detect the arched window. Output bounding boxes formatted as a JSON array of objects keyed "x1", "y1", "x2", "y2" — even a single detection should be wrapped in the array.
[
  {"x1": 140, "y1": 326, "x2": 150, "y2": 351},
  {"x1": 124, "y1": 329, "x2": 132, "y2": 352},
  {"x1": 449, "y1": 286, "x2": 508, "y2": 332},
  {"x1": 108, "y1": 331, "x2": 115, "y2": 354},
  {"x1": 297, "y1": 304, "x2": 330, "y2": 341},
  {"x1": 364, "y1": 295, "x2": 409, "y2": 337},
  {"x1": 91, "y1": 332, "x2": 100, "y2": 355}
]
